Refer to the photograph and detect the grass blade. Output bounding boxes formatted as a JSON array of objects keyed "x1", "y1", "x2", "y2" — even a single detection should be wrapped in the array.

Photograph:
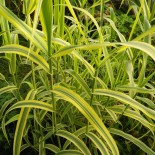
[
  {"x1": 13, "y1": 108, "x2": 31, "y2": 155},
  {"x1": 63, "y1": 125, "x2": 94, "y2": 149},
  {"x1": 13, "y1": 89, "x2": 36, "y2": 155},
  {"x1": 56, "y1": 130, "x2": 91, "y2": 155},
  {"x1": 0, "y1": 44, "x2": 49, "y2": 72},
  {"x1": 0, "y1": 3, "x2": 47, "y2": 52},
  {"x1": 107, "y1": 105, "x2": 154, "y2": 133},
  {"x1": 6, "y1": 100, "x2": 54, "y2": 113},
  {"x1": 110, "y1": 128, "x2": 155, "y2": 155},
  {"x1": 44, "y1": 144, "x2": 60, "y2": 153},
  {"x1": 0, "y1": 85, "x2": 17, "y2": 94},
  {"x1": 52, "y1": 86, "x2": 119, "y2": 155},
  {"x1": 94, "y1": 89, "x2": 155, "y2": 121},
  {"x1": 65, "y1": 69, "x2": 91, "y2": 97},
  {"x1": 56, "y1": 150, "x2": 83, "y2": 155},
  {"x1": 86, "y1": 132, "x2": 110, "y2": 155}
]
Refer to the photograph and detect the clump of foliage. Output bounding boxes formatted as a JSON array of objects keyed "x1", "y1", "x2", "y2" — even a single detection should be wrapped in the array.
[
  {"x1": 0, "y1": 0, "x2": 155, "y2": 155},
  {"x1": 116, "y1": 13, "x2": 141, "y2": 38}
]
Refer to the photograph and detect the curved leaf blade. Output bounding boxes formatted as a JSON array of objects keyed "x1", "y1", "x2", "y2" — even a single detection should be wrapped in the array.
[
  {"x1": 0, "y1": 3, "x2": 47, "y2": 52},
  {"x1": 56, "y1": 130, "x2": 91, "y2": 155},
  {"x1": 107, "y1": 105, "x2": 154, "y2": 133},
  {"x1": 86, "y1": 132, "x2": 110, "y2": 155},
  {"x1": 117, "y1": 41, "x2": 155, "y2": 62},
  {"x1": 56, "y1": 150, "x2": 83, "y2": 155},
  {"x1": 94, "y1": 89, "x2": 155, "y2": 121},
  {"x1": 6, "y1": 100, "x2": 54, "y2": 113},
  {"x1": 52, "y1": 86, "x2": 119, "y2": 155},
  {"x1": 65, "y1": 69, "x2": 91, "y2": 97},
  {"x1": 53, "y1": 41, "x2": 155, "y2": 62},
  {"x1": 44, "y1": 144, "x2": 60, "y2": 153},
  {"x1": 13, "y1": 89, "x2": 37, "y2": 155},
  {"x1": 110, "y1": 128, "x2": 155, "y2": 155},
  {"x1": 13, "y1": 108, "x2": 31, "y2": 155},
  {"x1": 0, "y1": 85, "x2": 17, "y2": 95},
  {"x1": 0, "y1": 45, "x2": 49, "y2": 72},
  {"x1": 63, "y1": 125, "x2": 94, "y2": 149}
]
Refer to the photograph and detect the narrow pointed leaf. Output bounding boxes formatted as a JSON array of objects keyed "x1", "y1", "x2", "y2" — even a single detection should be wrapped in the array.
[
  {"x1": 86, "y1": 132, "x2": 110, "y2": 155},
  {"x1": 94, "y1": 89, "x2": 155, "y2": 121},
  {"x1": 6, "y1": 100, "x2": 54, "y2": 113},
  {"x1": 53, "y1": 41, "x2": 155, "y2": 63},
  {"x1": 56, "y1": 130, "x2": 91, "y2": 155},
  {"x1": 65, "y1": 69, "x2": 91, "y2": 97},
  {"x1": 63, "y1": 125, "x2": 94, "y2": 149},
  {"x1": 110, "y1": 128, "x2": 155, "y2": 155},
  {"x1": 44, "y1": 144, "x2": 60, "y2": 153},
  {"x1": 13, "y1": 89, "x2": 37, "y2": 155},
  {"x1": 52, "y1": 86, "x2": 119, "y2": 155},
  {"x1": 40, "y1": 0, "x2": 53, "y2": 54},
  {"x1": 0, "y1": 85, "x2": 17, "y2": 94},
  {"x1": 107, "y1": 105, "x2": 154, "y2": 132},
  {"x1": 0, "y1": 3, "x2": 47, "y2": 52},
  {"x1": 116, "y1": 41, "x2": 155, "y2": 62},
  {"x1": 13, "y1": 108, "x2": 31, "y2": 155},
  {"x1": 0, "y1": 45, "x2": 49, "y2": 72},
  {"x1": 56, "y1": 150, "x2": 83, "y2": 155}
]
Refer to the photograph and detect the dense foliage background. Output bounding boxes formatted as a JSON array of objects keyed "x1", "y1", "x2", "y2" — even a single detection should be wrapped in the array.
[{"x1": 0, "y1": 0, "x2": 155, "y2": 154}]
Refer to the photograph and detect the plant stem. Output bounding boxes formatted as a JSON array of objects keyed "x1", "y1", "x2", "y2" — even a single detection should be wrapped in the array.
[{"x1": 86, "y1": 68, "x2": 99, "y2": 133}]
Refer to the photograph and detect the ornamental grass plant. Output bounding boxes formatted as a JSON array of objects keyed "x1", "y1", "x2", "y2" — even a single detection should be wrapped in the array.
[{"x1": 0, "y1": 0, "x2": 155, "y2": 154}]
